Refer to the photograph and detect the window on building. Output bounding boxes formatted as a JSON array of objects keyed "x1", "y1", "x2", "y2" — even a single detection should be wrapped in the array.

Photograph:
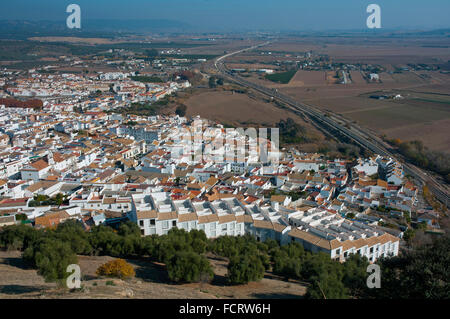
[
  {"x1": 140, "y1": 229, "x2": 144, "y2": 235},
  {"x1": 162, "y1": 221, "x2": 169, "y2": 229},
  {"x1": 172, "y1": 220, "x2": 177, "y2": 227},
  {"x1": 139, "y1": 220, "x2": 144, "y2": 227},
  {"x1": 370, "y1": 247, "x2": 374, "y2": 253},
  {"x1": 150, "y1": 219, "x2": 155, "y2": 226},
  {"x1": 221, "y1": 224, "x2": 227, "y2": 231}
]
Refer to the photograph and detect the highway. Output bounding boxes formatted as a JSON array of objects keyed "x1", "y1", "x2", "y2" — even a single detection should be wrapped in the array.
[{"x1": 214, "y1": 43, "x2": 449, "y2": 207}]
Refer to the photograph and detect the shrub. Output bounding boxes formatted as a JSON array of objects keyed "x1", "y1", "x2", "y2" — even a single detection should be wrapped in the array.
[
  {"x1": 175, "y1": 104, "x2": 187, "y2": 117},
  {"x1": 227, "y1": 254, "x2": 265, "y2": 285},
  {"x1": 153, "y1": 228, "x2": 208, "y2": 263},
  {"x1": 23, "y1": 237, "x2": 78, "y2": 284},
  {"x1": 305, "y1": 272, "x2": 349, "y2": 299},
  {"x1": 0, "y1": 224, "x2": 42, "y2": 251},
  {"x1": 96, "y1": 258, "x2": 135, "y2": 279},
  {"x1": 166, "y1": 251, "x2": 213, "y2": 283},
  {"x1": 271, "y1": 243, "x2": 305, "y2": 279},
  {"x1": 54, "y1": 220, "x2": 92, "y2": 255},
  {"x1": 368, "y1": 236, "x2": 450, "y2": 299}
]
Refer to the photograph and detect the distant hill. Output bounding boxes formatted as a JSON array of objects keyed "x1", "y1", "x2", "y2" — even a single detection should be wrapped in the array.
[{"x1": 0, "y1": 19, "x2": 192, "y2": 39}]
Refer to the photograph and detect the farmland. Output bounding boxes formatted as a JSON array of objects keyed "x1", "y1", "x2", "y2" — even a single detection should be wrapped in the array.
[
  {"x1": 265, "y1": 70, "x2": 297, "y2": 84},
  {"x1": 184, "y1": 90, "x2": 318, "y2": 129},
  {"x1": 224, "y1": 36, "x2": 450, "y2": 153}
]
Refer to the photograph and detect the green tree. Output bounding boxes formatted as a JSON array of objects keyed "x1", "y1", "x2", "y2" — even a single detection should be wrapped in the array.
[
  {"x1": 368, "y1": 236, "x2": 450, "y2": 299},
  {"x1": 208, "y1": 76, "x2": 217, "y2": 88},
  {"x1": 89, "y1": 225, "x2": 122, "y2": 256},
  {"x1": 175, "y1": 104, "x2": 187, "y2": 117},
  {"x1": 346, "y1": 212, "x2": 356, "y2": 219},
  {"x1": 54, "y1": 220, "x2": 92, "y2": 255},
  {"x1": 403, "y1": 228, "x2": 416, "y2": 244},
  {"x1": 23, "y1": 238, "x2": 78, "y2": 285},
  {"x1": 167, "y1": 251, "x2": 213, "y2": 283},
  {"x1": 305, "y1": 272, "x2": 349, "y2": 299},
  {"x1": 53, "y1": 193, "x2": 64, "y2": 206},
  {"x1": 0, "y1": 224, "x2": 42, "y2": 251},
  {"x1": 341, "y1": 254, "x2": 370, "y2": 297},
  {"x1": 227, "y1": 254, "x2": 265, "y2": 285}
]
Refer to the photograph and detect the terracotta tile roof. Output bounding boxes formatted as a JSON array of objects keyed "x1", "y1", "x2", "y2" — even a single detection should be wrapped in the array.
[
  {"x1": 235, "y1": 215, "x2": 245, "y2": 223},
  {"x1": 157, "y1": 211, "x2": 178, "y2": 221},
  {"x1": 273, "y1": 223, "x2": 287, "y2": 232},
  {"x1": 253, "y1": 219, "x2": 274, "y2": 230},
  {"x1": 25, "y1": 180, "x2": 58, "y2": 193},
  {"x1": 197, "y1": 214, "x2": 219, "y2": 224},
  {"x1": 136, "y1": 210, "x2": 158, "y2": 219},
  {"x1": 243, "y1": 214, "x2": 254, "y2": 224},
  {"x1": 30, "y1": 159, "x2": 49, "y2": 171},
  {"x1": 178, "y1": 212, "x2": 198, "y2": 222},
  {"x1": 289, "y1": 228, "x2": 332, "y2": 250},
  {"x1": 35, "y1": 210, "x2": 71, "y2": 228},
  {"x1": 270, "y1": 195, "x2": 286, "y2": 203},
  {"x1": 218, "y1": 214, "x2": 236, "y2": 224}
]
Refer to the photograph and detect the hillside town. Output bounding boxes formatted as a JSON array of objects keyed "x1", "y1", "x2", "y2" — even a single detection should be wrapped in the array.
[{"x1": 1, "y1": 78, "x2": 442, "y2": 264}]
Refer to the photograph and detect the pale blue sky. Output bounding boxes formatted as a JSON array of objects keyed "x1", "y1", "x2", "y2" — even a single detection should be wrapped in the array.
[{"x1": 1, "y1": 0, "x2": 449, "y2": 31}]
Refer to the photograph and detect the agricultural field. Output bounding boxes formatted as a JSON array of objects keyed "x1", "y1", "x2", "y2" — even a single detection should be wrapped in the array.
[
  {"x1": 28, "y1": 37, "x2": 119, "y2": 45},
  {"x1": 227, "y1": 36, "x2": 450, "y2": 153},
  {"x1": 288, "y1": 70, "x2": 328, "y2": 87},
  {"x1": 226, "y1": 63, "x2": 280, "y2": 71},
  {"x1": 265, "y1": 70, "x2": 297, "y2": 84},
  {"x1": 184, "y1": 90, "x2": 317, "y2": 128},
  {"x1": 309, "y1": 90, "x2": 450, "y2": 153}
]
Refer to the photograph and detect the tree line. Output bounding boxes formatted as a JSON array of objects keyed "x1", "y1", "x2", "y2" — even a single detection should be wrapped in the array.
[{"x1": 0, "y1": 220, "x2": 448, "y2": 298}]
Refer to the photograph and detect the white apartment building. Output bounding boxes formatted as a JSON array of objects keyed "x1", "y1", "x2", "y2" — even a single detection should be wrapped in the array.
[
  {"x1": 130, "y1": 193, "x2": 246, "y2": 238},
  {"x1": 129, "y1": 191, "x2": 399, "y2": 263}
]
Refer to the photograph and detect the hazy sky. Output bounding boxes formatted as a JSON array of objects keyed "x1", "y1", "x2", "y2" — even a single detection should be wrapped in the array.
[{"x1": 1, "y1": 0, "x2": 449, "y2": 31}]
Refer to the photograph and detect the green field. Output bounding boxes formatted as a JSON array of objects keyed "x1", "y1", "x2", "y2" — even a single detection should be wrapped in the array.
[{"x1": 265, "y1": 70, "x2": 297, "y2": 84}]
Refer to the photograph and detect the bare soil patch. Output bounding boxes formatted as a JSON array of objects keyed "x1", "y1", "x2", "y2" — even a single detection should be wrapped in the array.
[
  {"x1": 0, "y1": 251, "x2": 306, "y2": 299},
  {"x1": 184, "y1": 90, "x2": 320, "y2": 133}
]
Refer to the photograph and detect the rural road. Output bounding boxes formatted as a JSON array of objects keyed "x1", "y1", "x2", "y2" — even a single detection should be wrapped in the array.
[{"x1": 214, "y1": 42, "x2": 449, "y2": 208}]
